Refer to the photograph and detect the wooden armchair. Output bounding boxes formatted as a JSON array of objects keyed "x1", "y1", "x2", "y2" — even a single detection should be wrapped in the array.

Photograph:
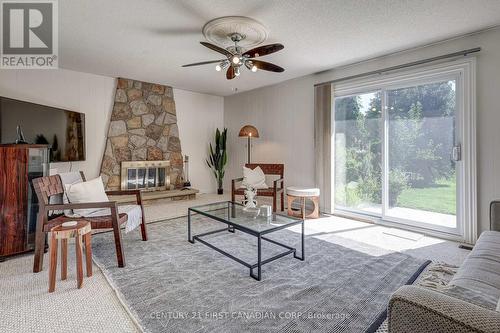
[
  {"x1": 32, "y1": 172, "x2": 147, "y2": 273},
  {"x1": 231, "y1": 163, "x2": 284, "y2": 212}
]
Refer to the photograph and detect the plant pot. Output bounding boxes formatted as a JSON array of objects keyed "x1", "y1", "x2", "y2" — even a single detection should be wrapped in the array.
[{"x1": 217, "y1": 188, "x2": 224, "y2": 195}]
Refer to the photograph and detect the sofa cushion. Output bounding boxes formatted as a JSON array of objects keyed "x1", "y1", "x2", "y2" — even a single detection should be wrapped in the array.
[
  {"x1": 441, "y1": 285, "x2": 498, "y2": 310},
  {"x1": 450, "y1": 231, "x2": 500, "y2": 299}
]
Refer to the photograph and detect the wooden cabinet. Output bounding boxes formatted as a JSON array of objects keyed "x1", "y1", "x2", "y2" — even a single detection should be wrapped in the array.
[{"x1": 0, "y1": 144, "x2": 49, "y2": 259}]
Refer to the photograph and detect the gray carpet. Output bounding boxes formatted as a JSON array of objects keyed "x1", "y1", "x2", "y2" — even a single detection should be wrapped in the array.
[{"x1": 92, "y1": 214, "x2": 429, "y2": 333}]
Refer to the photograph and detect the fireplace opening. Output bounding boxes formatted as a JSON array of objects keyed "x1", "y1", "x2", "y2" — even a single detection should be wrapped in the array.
[{"x1": 121, "y1": 160, "x2": 173, "y2": 191}]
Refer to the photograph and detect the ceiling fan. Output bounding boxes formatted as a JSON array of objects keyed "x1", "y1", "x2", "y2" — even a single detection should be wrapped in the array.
[{"x1": 182, "y1": 33, "x2": 285, "y2": 80}]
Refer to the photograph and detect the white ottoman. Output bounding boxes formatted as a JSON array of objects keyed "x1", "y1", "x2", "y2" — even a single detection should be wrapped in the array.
[{"x1": 286, "y1": 187, "x2": 320, "y2": 219}]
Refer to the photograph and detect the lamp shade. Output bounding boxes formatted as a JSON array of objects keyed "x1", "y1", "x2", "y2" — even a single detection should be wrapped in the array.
[{"x1": 238, "y1": 125, "x2": 259, "y2": 138}]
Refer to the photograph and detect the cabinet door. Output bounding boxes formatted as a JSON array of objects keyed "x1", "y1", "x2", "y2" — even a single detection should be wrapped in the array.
[
  {"x1": 26, "y1": 148, "x2": 47, "y2": 250},
  {"x1": 0, "y1": 147, "x2": 28, "y2": 256}
]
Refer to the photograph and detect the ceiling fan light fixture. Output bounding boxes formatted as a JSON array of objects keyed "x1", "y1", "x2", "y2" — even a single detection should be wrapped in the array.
[
  {"x1": 182, "y1": 20, "x2": 285, "y2": 80},
  {"x1": 216, "y1": 60, "x2": 231, "y2": 72},
  {"x1": 216, "y1": 60, "x2": 230, "y2": 72}
]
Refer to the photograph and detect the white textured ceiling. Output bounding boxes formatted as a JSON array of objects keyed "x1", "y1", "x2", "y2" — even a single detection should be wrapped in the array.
[{"x1": 60, "y1": 0, "x2": 500, "y2": 96}]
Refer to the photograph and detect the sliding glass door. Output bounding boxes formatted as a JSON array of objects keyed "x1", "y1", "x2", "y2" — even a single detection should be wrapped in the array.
[
  {"x1": 385, "y1": 80, "x2": 457, "y2": 230},
  {"x1": 333, "y1": 74, "x2": 462, "y2": 236},
  {"x1": 334, "y1": 91, "x2": 382, "y2": 216}
]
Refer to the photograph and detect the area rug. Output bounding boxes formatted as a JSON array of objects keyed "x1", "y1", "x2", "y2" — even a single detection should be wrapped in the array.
[{"x1": 92, "y1": 214, "x2": 430, "y2": 333}]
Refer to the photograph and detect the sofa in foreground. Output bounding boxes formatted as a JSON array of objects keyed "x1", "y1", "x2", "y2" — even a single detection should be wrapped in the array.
[{"x1": 388, "y1": 231, "x2": 500, "y2": 333}]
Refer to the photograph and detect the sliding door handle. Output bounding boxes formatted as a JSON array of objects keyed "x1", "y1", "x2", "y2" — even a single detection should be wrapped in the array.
[{"x1": 452, "y1": 145, "x2": 461, "y2": 162}]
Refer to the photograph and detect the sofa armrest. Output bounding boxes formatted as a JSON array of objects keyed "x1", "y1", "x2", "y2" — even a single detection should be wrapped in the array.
[
  {"x1": 388, "y1": 285, "x2": 500, "y2": 333},
  {"x1": 490, "y1": 200, "x2": 500, "y2": 231}
]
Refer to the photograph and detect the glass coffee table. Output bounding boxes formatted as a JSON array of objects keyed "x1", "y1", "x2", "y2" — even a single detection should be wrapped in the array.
[{"x1": 188, "y1": 201, "x2": 304, "y2": 281}]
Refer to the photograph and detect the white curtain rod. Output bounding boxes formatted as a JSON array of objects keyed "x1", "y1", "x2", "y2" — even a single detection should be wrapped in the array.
[{"x1": 314, "y1": 47, "x2": 481, "y2": 87}]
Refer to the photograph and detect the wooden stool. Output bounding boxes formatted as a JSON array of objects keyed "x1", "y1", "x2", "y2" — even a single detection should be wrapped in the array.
[
  {"x1": 49, "y1": 221, "x2": 92, "y2": 293},
  {"x1": 286, "y1": 187, "x2": 320, "y2": 219}
]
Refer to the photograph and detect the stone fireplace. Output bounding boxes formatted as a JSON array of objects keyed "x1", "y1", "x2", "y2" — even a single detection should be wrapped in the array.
[{"x1": 100, "y1": 78, "x2": 184, "y2": 190}]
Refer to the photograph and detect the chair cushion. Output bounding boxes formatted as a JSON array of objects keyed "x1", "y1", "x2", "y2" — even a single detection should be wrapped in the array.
[
  {"x1": 450, "y1": 231, "x2": 500, "y2": 299},
  {"x1": 64, "y1": 176, "x2": 109, "y2": 216},
  {"x1": 287, "y1": 187, "x2": 320, "y2": 197},
  {"x1": 242, "y1": 166, "x2": 268, "y2": 189}
]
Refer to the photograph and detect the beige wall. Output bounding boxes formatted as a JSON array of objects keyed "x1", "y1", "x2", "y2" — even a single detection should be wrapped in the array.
[
  {"x1": 174, "y1": 88, "x2": 224, "y2": 193},
  {"x1": 224, "y1": 27, "x2": 500, "y2": 235},
  {"x1": 224, "y1": 75, "x2": 316, "y2": 190}
]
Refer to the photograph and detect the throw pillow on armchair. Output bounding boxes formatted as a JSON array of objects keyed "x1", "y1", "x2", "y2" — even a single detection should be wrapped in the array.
[{"x1": 242, "y1": 166, "x2": 268, "y2": 189}]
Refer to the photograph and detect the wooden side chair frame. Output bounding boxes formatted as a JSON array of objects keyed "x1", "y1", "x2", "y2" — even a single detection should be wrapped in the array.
[
  {"x1": 231, "y1": 163, "x2": 285, "y2": 212},
  {"x1": 32, "y1": 172, "x2": 147, "y2": 273}
]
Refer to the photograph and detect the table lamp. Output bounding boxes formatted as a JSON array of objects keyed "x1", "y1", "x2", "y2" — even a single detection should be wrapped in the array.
[{"x1": 238, "y1": 125, "x2": 259, "y2": 164}]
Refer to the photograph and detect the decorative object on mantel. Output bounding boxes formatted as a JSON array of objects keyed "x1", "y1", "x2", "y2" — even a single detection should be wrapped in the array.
[
  {"x1": 182, "y1": 155, "x2": 191, "y2": 188},
  {"x1": 206, "y1": 128, "x2": 228, "y2": 195},
  {"x1": 182, "y1": 16, "x2": 285, "y2": 80},
  {"x1": 238, "y1": 125, "x2": 259, "y2": 164},
  {"x1": 100, "y1": 78, "x2": 184, "y2": 190}
]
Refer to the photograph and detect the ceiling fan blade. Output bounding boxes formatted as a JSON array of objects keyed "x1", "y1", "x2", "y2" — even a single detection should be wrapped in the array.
[
  {"x1": 200, "y1": 42, "x2": 233, "y2": 58},
  {"x1": 243, "y1": 44, "x2": 284, "y2": 58},
  {"x1": 226, "y1": 66, "x2": 235, "y2": 80},
  {"x1": 182, "y1": 59, "x2": 225, "y2": 67},
  {"x1": 251, "y1": 60, "x2": 285, "y2": 72}
]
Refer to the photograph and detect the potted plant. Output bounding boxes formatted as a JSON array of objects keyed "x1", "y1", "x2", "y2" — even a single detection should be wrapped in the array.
[{"x1": 206, "y1": 128, "x2": 228, "y2": 194}]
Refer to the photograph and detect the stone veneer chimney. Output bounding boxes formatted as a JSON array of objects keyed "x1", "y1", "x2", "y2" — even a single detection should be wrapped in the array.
[{"x1": 100, "y1": 78, "x2": 183, "y2": 190}]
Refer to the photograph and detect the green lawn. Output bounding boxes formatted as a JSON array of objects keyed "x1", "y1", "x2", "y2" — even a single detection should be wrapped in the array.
[{"x1": 396, "y1": 178, "x2": 456, "y2": 215}]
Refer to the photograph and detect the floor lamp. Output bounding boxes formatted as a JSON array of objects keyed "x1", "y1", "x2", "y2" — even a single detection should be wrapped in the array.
[{"x1": 238, "y1": 125, "x2": 259, "y2": 164}]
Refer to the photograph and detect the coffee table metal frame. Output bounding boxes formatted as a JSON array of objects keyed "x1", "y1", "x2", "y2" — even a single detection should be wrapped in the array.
[{"x1": 188, "y1": 201, "x2": 304, "y2": 281}]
